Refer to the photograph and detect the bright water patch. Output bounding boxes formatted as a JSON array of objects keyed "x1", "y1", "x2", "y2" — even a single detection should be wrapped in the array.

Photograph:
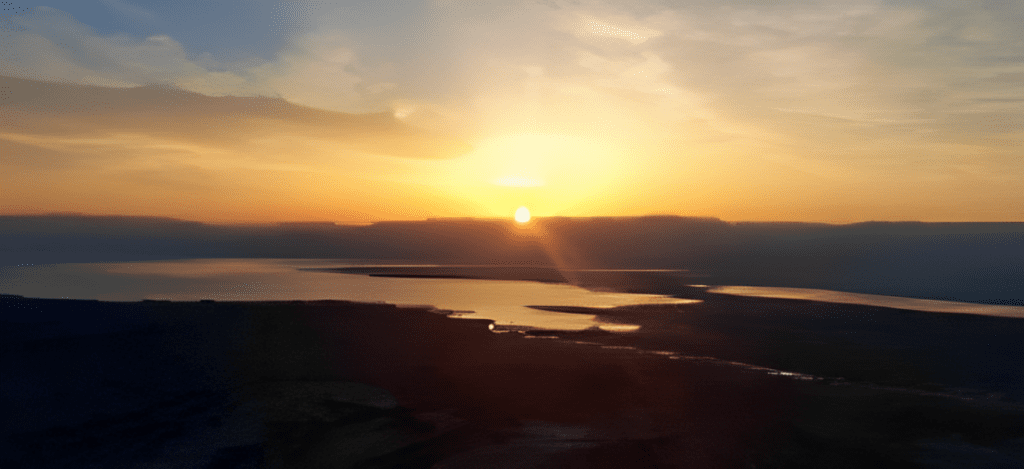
[
  {"x1": 709, "y1": 285, "x2": 1024, "y2": 318},
  {"x1": 0, "y1": 259, "x2": 697, "y2": 330}
]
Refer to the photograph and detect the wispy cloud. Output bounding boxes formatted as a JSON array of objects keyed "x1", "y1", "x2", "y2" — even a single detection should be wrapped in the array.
[
  {"x1": 0, "y1": 7, "x2": 394, "y2": 112},
  {"x1": 1, "y1": 75, "x2": 470, "y2": 162},
  {"x1": 0, "y1": 74, "x2": 475, "y2": 222}
]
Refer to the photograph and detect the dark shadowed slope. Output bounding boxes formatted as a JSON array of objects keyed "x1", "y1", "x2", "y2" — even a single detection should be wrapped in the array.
[{"x1": 3, "y1": 295, "x2": 1024, "y2": 468}]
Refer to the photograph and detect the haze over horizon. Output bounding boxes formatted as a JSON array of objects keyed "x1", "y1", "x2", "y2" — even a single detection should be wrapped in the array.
[
  {"x1": 3, "y1": 1, "x2": 1022, "y2": 223},
  {"x1": 6, "y1": 211, "x2": 1024, "y2": 227}
]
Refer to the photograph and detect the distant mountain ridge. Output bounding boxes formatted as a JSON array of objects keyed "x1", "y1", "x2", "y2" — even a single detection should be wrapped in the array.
[{"x1": 2, "y1": 214, "x2": 1022, "y2": 305}]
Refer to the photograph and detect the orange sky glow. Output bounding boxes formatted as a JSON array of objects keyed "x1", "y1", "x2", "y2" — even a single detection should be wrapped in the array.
[{"x1": 2, "y1": 1, "x2": 1022, "y2": 224}]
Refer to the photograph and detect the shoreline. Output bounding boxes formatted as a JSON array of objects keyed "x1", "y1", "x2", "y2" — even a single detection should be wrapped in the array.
[{"x1": 311, "y1": 264, "x2": 1024, "y2": 312}]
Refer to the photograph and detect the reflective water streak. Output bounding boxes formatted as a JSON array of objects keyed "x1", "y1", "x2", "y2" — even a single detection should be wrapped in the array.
[{"x1": 709, "y1": 285, "x2": 1024, "y2": 318}]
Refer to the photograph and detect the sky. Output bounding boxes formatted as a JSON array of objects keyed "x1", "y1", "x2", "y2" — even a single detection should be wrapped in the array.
[{"x1": 1, "y1": 0, "x2": 1022, "y2": 223}]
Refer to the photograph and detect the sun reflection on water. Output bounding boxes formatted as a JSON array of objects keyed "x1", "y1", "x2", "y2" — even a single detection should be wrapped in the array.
[{"x1": 0, "y1": 259, "x2": 701, "y2": 331}]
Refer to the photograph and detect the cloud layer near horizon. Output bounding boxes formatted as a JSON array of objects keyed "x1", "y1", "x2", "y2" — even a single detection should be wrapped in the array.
[{"x1": 0, "y1": 75, "x2": 475, "y2": 222}]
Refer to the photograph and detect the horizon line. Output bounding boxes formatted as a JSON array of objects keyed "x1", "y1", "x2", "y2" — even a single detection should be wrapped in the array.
[{"x1": 2, "y1": 212, "x2": 1023, "y2": 227}]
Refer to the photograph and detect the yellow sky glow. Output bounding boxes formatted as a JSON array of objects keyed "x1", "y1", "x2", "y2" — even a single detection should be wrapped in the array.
[{"x1": 2, "y1": 2, "x2": 1022, "y2": 223}]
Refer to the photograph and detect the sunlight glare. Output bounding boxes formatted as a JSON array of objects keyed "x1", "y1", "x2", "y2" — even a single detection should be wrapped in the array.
[{"x1": 515, "y1": 206, "x2": 531, "y2": 223}]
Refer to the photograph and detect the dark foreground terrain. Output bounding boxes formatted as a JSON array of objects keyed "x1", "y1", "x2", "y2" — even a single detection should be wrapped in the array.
[{"x1": 2, "y1": 293, "x2": 1023, "y2": 468}]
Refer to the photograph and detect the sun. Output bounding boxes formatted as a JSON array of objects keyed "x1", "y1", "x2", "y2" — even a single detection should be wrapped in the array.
[{"x1": 514, "y1": 206, "x2": 531, "y2": 223}]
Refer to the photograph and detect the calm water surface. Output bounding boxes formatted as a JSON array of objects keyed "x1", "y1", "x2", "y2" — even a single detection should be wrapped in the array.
[
  {"x1": 0, "y1": 258, "x2": 698, "y2": 330},
  {"x1": 5, "y1": 259, "x2": 1019, "y2": 329},
  {"x1": 709, "y1": 285, "x2": 1024, "y2": 318}
]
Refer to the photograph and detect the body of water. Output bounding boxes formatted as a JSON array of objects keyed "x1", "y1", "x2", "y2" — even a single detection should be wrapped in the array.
[
  {"x1": 4, "y1": 259, "x2": 1021, "y2": 331},
  {"x1": 709, "y1": 285, "x2": 1024, "y2": 318},
  {"x1": 0, "y1": 258, "x2": 697, "y2": 331}
]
